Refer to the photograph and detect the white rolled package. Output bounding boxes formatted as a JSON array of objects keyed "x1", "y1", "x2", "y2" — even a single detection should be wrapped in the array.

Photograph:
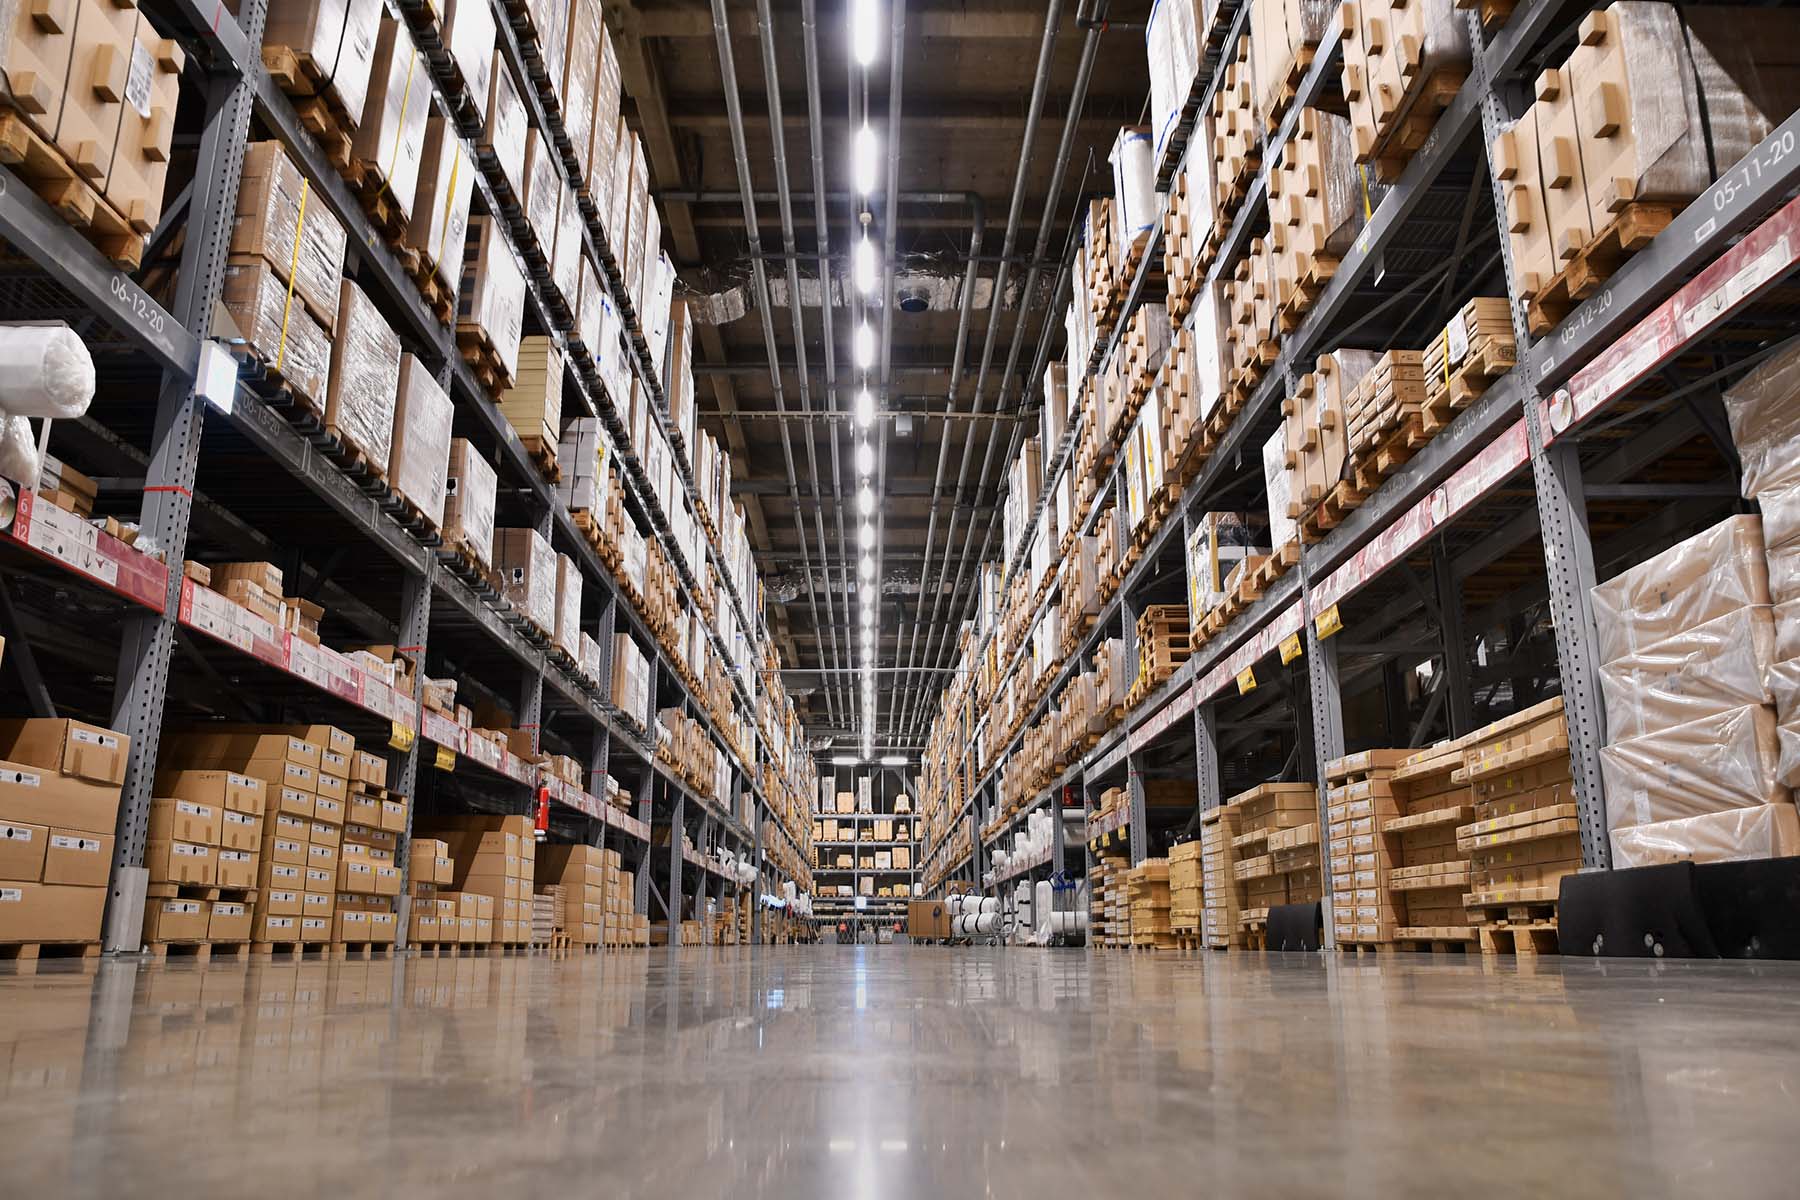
[
  {"x1": 1610, "y1": 803, "x2": 1800, "y2": 870},
  {"x1": 0, "y1": 323, "x2": 96, "y2": 419},
  {"x1": 1599, "y1": 703, "x2": 1788, "y2": 830},
  {"x1": 0, "y1": 414, "x2": 40, "y2": 483}
]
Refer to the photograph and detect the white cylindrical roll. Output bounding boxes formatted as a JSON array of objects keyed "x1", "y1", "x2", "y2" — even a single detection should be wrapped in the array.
[
  {"x1": 1050, "y1": 910, "x2": 1089, "y2": 934},
  {"x1": 973, "y1": 912, "x2": 998, "y2": 935},
  {"x1": 0, "y1": 415, "x2": 40, "y2": 485},
  {"x1": 0, "y1": 325, "x2": 96, "y2": 419},
  {"x1": 978, "y1": 896, "x2": 999, "y2": 914},
  {"x1": 946, "y1": 894, "x2": 965, "y2": 916}
]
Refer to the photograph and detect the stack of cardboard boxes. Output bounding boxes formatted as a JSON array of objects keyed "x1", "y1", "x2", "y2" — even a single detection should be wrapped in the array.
[
  {"x1": 423, "y1": 814, "x2": 538, "y2": 947},
  {"x1": 141, "y1": 767, "x2": 263, "y2": 946},
  {"x1": 0, "y1": 719, "x2": 128, "y2": 949},
  {"x1": 534, "y1": 840, "x2": 602, "y2": 947},
  {"x1": 406, "y1": 837, "x2": 456, "y2": 946},
  {"x1": 1323, "y1": 755, "x2": 1404, "y2": 946},
  {"x1": 1226, "y1": 783, "x2": 1319, "y2": 940}
]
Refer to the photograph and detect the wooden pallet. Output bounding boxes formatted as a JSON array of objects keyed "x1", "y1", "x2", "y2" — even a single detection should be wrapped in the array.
[
  {"x1": 331, "y1": 941, "x2": 398, "y2": 960},
  {"x1": 1365, "y1": 66, "x2": 1468, "y2": 182},
  {"x1": 145, "y1": 940, "x2": 252, "y2": 964},
  {"x1": 251, "y1": 940, "x2": 331, "y2": 960},
  {"x1": 1276, "y1": 253, "x2": 1339, "y2": 331},
  {"x1": 0, "y1": 112, "x2": 145, "y2": 267},
  {"x1": 1261, "y1": 44, "x2": 1317, "y2": 134},
  {"x1": 520, "y1": 434, "x2": 561, "y2": 484},
  {"x1": 1425, "y1": 333, "x2": 1516, "y2": 413},
  {"x1": 0, "y1": 940, "x2": 101, "y2": 967},
  {"x1": 344, "y1": 159, "x2": 410, "y2": 241},
  {"x1": 262, "y1": 45, "x2": 358, "y2": 171},
  {"x1": 1527, "y1": 203, "x2": 1678, "y2": 335},
  {"x1": 1477, "y1": 921, "x2": 1559, "y2": 956}
]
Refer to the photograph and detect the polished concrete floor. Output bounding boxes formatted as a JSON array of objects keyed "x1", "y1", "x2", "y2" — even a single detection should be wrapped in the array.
[{"x1": 2, "y1": 946, "x2": 1798, "y2": 1197}]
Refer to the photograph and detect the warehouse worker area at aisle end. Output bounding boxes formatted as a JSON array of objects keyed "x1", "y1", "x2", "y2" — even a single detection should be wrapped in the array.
[{"x1": 5, "y1": 0, "x2": 1800, "y2": 1194}]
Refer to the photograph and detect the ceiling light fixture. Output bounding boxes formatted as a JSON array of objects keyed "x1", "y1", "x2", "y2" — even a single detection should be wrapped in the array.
[
  {"x1": 854, "y1": 387, "x2": 874, "y2": 427},
  {"x1": 851, "y1": 0, "x2": 880, "y2": 65},
  {"x1": 854, "y1": 319, "x2": 874, "y2": 368},
  {"x1": 855, "y1": 440, "x2": 874, "y2": 475},
  {"x1": 853, "y1": 232, "x2": 878, "y2": 296},
  {"x1": 858, "y1": 522, "x2": 875, "y2": 550},
  {"x1": 859, "y1": 555, "x2": 875, "y2": 580},
  {"x1": 853, "y1": 124, "x2": 879, "y2": 195},
  {"x1": 856, "y1": 484, "x2": 874, "y2": 514}
]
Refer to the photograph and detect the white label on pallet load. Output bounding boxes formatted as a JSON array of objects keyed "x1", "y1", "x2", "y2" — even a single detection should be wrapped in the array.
[
  {"x1": 72, "y1": 728, "x2": 119, "y2": 749},
  {"x1": 125, "y1": 42, "x2": 153, "y2": 119}
]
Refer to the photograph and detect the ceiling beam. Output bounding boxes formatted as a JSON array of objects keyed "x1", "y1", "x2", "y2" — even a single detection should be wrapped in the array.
[{"x1": 635, "y1": 7, "x2": 1056, "y2": 40}]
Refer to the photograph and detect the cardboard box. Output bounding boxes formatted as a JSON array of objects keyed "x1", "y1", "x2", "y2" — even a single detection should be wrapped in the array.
[
  {"x1": 44, "y1": 830, "x2": 111, "y2": 887},
  {"x1": 380, "y1": 799, "x2": 408, "y2": 833},
  {"x1": 299, "y1": 914, "x2": 331, "y2": 943},
  {"x1": 444, "y1": 438, "x2": 499, "y2": 569},
  {"x1": 219, "y1": 809, "x2": 262, "y2": 851},
  {"x1": 0, "y1": 819, "x2": 48, "y2": 882},
  {"x1": 353, "y1": 16, "x2": 428, "y2": 224},
  {"x1": 148, "y1": 797, "x2": 220, "y2": 846},
  {"x1": 0, "y1": 718, "x2": 129, "y2": 786},
  {"x1": 208, "y1": 900, "x2": 252, "y2": 941},
  {"x1": 220, "y1": 259, "x2": 332, "y2": 409},
  {"x1": 145, "y1": 840, "x2": 215, "y2": 887},
  {"x1": 307, "y1": 842, "x2": 339, "y2": 874},
  {"x1": 0, "y1": 759, "x2": 120, "y2": 837},
  {"x1": 391, "y1": 354, "x2": 454, "y2": 529},
  {"x1": 409, "y1": 116, "x2": 474, "y2": 290},
  {"x1": 174, "y1": 731, "x2": 320, "y2": 770},
  {"x1": 254, "y1": 913, "x2": 300, "y2": 942},
  {"x1": 352, "y1": 751, "x2": 387, "y2": 788},
  {"x1": 143, "y1": 897, "x2": 208, "y2": 942},
  {"x1": 157, "y1": 769, "x2": 265, "y2": 815}
]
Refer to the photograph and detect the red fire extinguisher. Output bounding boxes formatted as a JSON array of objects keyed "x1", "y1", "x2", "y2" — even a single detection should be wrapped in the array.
[{"x1": 535, "y1": 787, "x2": 550, "y2": 835}]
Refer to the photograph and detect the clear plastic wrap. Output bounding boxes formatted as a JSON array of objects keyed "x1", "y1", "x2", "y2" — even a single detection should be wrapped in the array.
[
  {"x1": 527, "y1": 0, "x2": 566, "y2": 85},
  {"x1": 523, "y1": 130, "x2": 561, "y2": 257},
  {"x1": 325, "y1": 280, "x2": 401, "y2": 468},
  {"x1": 1778, "y1": 600, "x2": 1800, "y2": 661},
  {"x1": 0, "y1": 324, "x2": 94, "y2": 419},
  {"x1": 553, "y1": 184, "x2": 582, "y2": 306},
  {"x1": 1590, "y1": 515, "x2": 1770, "y2": 664},
  {"x1": 391, "y1": 354, "x2": 453, "y2": 528},
  {"x1": 1610, "y1": 802, "x2": 1800, "y2": 869},
  {"x1": 559, "y1": 0, "x2": 601, "y2": 179},
  {"x1": 1571, "y1": 3, "x2": 1800, "y2": 232},
  {"x1": 233, "y1": 142, "x2": 349, "y2": 333},
  {"x1": 459, "y1": 217, "x2": 525, "y2": 383},
  {"x1": 1268, "y1": 109, "x2": 1376, "y2": 315},
  {"x1": 1263, "y1": 426, "x2": 1297, "y2": 549},
  {"x1": 481, "y1": 50, "x2": 526, "y2": 201},
  {"x1": 497, "y1": 527, "x2": 556, "y2": 631},
  {"x1": 440, "y1": 0, "x2": 493, "y2": 121},
  {"x1": 605, "y1": 117, "x2": 634, "y2": 247},
  {"x1": 1187, "y1": 512, "x2": 1254, "y2": 612},
  {"x1": 444, "y1": 439, "x2": 497, "y2": 567},
  {"x1": 353, "y1": 17, "x2": 428, "y2": 226},
  {"x1": 1757, "y1": 471, "x2": 1800, "y2": 553},
  {"x1": 1600, "y1": 703, "x2": 1787, "y2": 831},
  {"x1": 590, "y1": 26, "x2": 621, "y2": 194},
  {"x1": 625, "y1": 137, "x2": 650, "y2": 309},
  {"x1": 1600, "y1": 604, "x2": 1775, "y2": 740},
  {"x1": 0, "y1": 415, "x2": 39, "y2": 485},
  {"x1": 1766, "y1": 539, "x2": 1800, "y2": 607},
  {"x1": 554, "y1": 553, "x2": 582, "y2": 658},
  {"x1": 262, "y1": 0, "x2": 381, "y2": 127},
  {"x1": 410, "y1": 118, "x2": 473, "y2": 292},
  {"x1": 1148, "y1": 0, "x2": 1202, "y2": 162},
  {"x1": 220, "y1": 261, "x2": 331, "y2": 410},
  {"x1": 1721, "y1": 337, "x2": 1800, "y2": 500}
]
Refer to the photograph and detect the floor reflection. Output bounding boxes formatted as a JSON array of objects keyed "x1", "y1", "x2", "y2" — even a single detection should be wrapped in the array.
[{"x1": 1, "y1": 947, "x2": 1798, "y2": 1197}]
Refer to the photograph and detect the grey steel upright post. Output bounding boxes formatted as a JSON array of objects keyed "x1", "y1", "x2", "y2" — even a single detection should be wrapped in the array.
[
  {"x1": 392, "y1": 567, "x2": 431, "y2": 947},
  {"x1": 1472, "y1": 39, "x2": 1612, "y2": 868},
  {"x1": 751, "y1": 813, "x2": 764, "y2": 944},
  {"x1": 668, "y1": 793, "x2": 686, "y2": 939},
  {"x1": 1301, "y1": 549, "x2": 1347, "y2": 949},
  {"x1": 104, "y1": 0, "x2": 269, "y2": 951}
]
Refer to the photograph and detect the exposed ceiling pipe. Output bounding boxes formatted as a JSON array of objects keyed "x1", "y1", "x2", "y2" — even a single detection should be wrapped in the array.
[
  {"x1": 801, "y1": 0, "x2": 857, "y2": 730},
  {"x1": 893, "y1": 0, "x2": 1061, "y2": 740},
  {"x1": 756, "y1": 0, "x2": 850, "y2": 732},
  {"x1": 909, "y1": 16, "x2": 1105, "y2": 734},
  {"x1": 874, "y1": 0, "x2": 907, "y2": 746},
  {"x1": 708, "y1": 0, "x2": 838, "y2": 729}
]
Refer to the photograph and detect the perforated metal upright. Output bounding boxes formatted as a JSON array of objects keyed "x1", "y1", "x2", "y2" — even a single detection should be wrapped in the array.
[
  {"x1": 392, "y1": 567, "x2": 432, "y2": 946},
  {"x1": 101, "y1": 0, "x2": 269, "y2": 951}
]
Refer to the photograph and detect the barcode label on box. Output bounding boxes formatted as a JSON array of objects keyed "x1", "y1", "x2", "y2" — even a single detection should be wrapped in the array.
[
  {"x1": 50, "y1": 835, "x2": 99, "y2": 851},
  {"x1": 1, "y1": 825, "x2": 35, "y2": 841},
  {"x1": 72, "y1": 728, "x2": 118, "y2": 749},
  {"x1": 125, "y1": 41, "x2": 152, "y2": 119},
  {"x1": 0, "y1": 769, "x2": 41, "y2": 787}
]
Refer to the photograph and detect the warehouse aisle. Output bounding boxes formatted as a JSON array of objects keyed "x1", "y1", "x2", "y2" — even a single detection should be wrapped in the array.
[{"x1": 4, "y1": 948, "x2": 1800, "y2": 1196}]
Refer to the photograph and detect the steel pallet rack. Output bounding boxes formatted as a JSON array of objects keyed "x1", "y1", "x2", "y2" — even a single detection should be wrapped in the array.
[
  {"x1": 811, "y1": 767, "x2": 919, "y2": 926},
  {"x1": 917, "y1": 0, "x2": 1800, "y2": 941},
  {"x1": 0, "y1": 0, "x2": 816, "y2": 952}
]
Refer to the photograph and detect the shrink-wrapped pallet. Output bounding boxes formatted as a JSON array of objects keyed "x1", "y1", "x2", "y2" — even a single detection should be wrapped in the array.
[
  {"x1": 444, "y1": 439, "x2": 497, "y2": 568},
  {"x1": 1610, "y1": 802, "x2": 1800, "y2": 870},
  {"x1": 522, "y1": 129, "x2": 561, "y2": 258},
  {"x1": 552, "y1": 183, "x2": 582, "y2": 305},
  {"x1": 496, "y1": 527, "x2": 556, "y2": 633},
  {"x1": 1768, "y1": 660, "x2": 1800, "y2": 785},
  {"x1": 560, "y1": 0, "x2": 602, "y2": 181},
  {"x1": 603, "y1": 115, "x2": 633, "y2": 250},
  {"x1": 1266, "y1": 108, "x2": 1374, "y2": 314},
  {"x1": 409, "y1": 117, "x2": 474, "y2": 291},
  {"x1": 220, "y1": 261, "x2": 331, "y2": 410},
  {"x1": 624, "y1": 137, "x2": 651, "y2": 311},
  {"x1": 1339, "y1": 0, "x2": 1470, "y2": 164},
  {"x1": 262, "y1": 0, "x2": 382, "y2": 127},
  {"x1": 554, "y1": 553, "x2": 582, "y2": 660},
  {"x1": 438, "y1": 0, "x2": 494, "y2": 119},
  {"x1": 1147, "y1": 0, "x2": 1204, "y2": 164},
  {"x1": 1598, "y1": 605, "x2": 1775, "y2": 741},
  {"x1": 324, "y1": 280, "x2": 402, "y2": 470},
  {"x1": 1568, "y1": 3, "x2": 1800, "y2": 235},
  {"x1": 1109, "y1": 127, "x2": 1158, "y2": 263},
  {"x1": 524, "y1": 0, "x2": 565, "y2": 85},
  {"x1": 1589, "y1": 515, "x2": 1770, "y2": 664},
  {"x1": 1186, "y1": 512, "x2": 1254, "y2": 613},
  {"x1": 233, "y1": 142, "x2": 348, "y2": 333},
  {"x1": 459, "y1": 217, "x2": 526, "y2": 385},
  {"x1": 1249, "y1": 0, "x2": 1334, "y2": 131},
  {"x1": 589, "y1": 25, "x2": 622, "y2": 200},
  {"x1": 481, "y1": 51, "x2": 527, "y2": 201},
  {"x1": 391, "y1": 354, "x2": 453, "y2": 529},
  {"x1": 1599, "y1": 703, "x2": 1788, "y2": 831},
  {"x1": 1721, "y1": 337, "x2": 1800, "y2": 506},
  {"x1": 353, "y1": 17, "x2": 429, "y2": 225}
]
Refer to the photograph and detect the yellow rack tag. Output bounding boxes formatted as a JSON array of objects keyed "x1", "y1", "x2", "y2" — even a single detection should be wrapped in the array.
[
  {"x1": 434, "y1": 746, "x2": 456, "y2": 772},
  {"x1": 1315, "y1": 603, "x2": 1343, "y2": 639},
  {"x1": 1236, "y1": 666, "x2": 1257, "y2": 695},
  {"x1": 388, "y1": 721, "x2": 414, "y2": 752},
  {"x1": 1279, "y1": 631, "x2": 1303, "y2": 665}
]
